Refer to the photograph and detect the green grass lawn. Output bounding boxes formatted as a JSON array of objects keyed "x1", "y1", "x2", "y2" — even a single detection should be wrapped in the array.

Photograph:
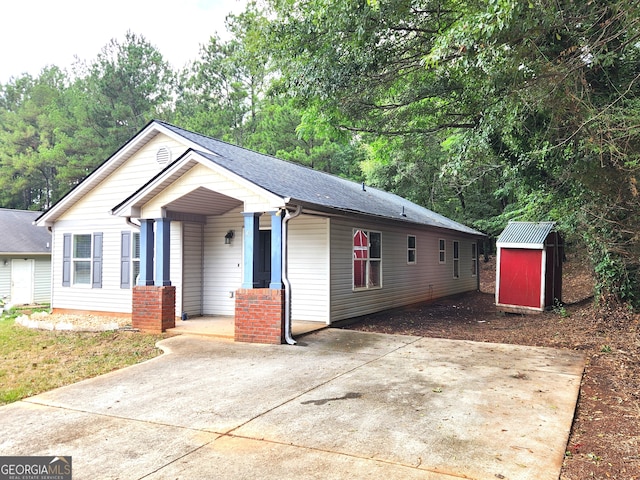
[{"x1": 0, "y1": 312, "x2": 164, "y2": 405}]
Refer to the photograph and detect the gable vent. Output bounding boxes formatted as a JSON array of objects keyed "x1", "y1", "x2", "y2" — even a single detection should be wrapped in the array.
[{"x1": 156, "y1": 146, "x2": 171, "y2": 165}]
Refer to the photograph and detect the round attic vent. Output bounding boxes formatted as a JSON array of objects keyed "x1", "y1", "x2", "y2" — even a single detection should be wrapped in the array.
[{"x1": 156, "y1": 146, "x2": 171, "y2": 165}]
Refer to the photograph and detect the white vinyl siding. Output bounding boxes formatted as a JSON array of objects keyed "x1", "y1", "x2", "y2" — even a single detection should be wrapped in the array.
[
  {"x1": 59, "y1": 135, "x2": 187, "y2": 223},
  {"x1": 288, "y1": 215, "x2": 330, "y2": 323},
  {"x1": 202, "y1": 207, "x2": 244, "y2": 316},
  {"x1": 48, "y1": 135, "x2": 187, "y2": 315},
  {"x1": 33, "y1": 257, "x2": 51, "y2": 304},
  {"x1": 330, "y1": 217, "x2": 478, "y2": 322},
  {"x1": 182, "y1": 222, "x2": 203, "y2": 317},
  {"x1": 199, "y1": 211, "x2": 329, "y2": 322},
  {"x1": 0, "y1": 256, "x2": 50, "y2": 305},
  {"x1": 0, "y1": 260, "x2": 10, "y2": 300},
  {"x1": 141, "y1": 163, "x2": 277, "y2": 219},
  {"x1": 50, "y1": 219, "x2": 182, "y2": 315},
  {"x1": 53, "y1": 222, "x2": 129, "y2": 312},
  {"x1": 171, "y1": 222, "x2": 183, "y2": 317}
]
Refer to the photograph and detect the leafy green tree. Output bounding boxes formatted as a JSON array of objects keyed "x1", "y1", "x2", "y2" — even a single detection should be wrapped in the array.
[
  {"x1": 74, "y1": 31, "x2": 175, "y2": 153},
  {"x1": 264, "y1": 0, "x2": 640, "y2": 306},
  {"x1": 0, "y1": 33, "x2": 176, "y2": 210},
  {"x1": 175, "y1": 3, "x2": 268, "y2": 146},
  {"x1": 254, "y1": 99, "x2": 364, "y2": 178},
  {"x1": 0, "y1": 68, "x2": 76, "y2": 209}
]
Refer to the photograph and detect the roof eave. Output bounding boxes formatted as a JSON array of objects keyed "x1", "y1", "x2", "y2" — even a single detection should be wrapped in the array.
[
  {"x1": 112, "y1": 150, "x2": 288, "y2": 218},
  {"x1": 37, "y1": 120, "x2": 225, "y2": 227},
  {"x1": 289, "y1": 199, "x2": 485, "y2": 236}
]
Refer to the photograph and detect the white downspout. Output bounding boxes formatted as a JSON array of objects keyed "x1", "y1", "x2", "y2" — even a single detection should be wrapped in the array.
[{"x1": 282, "y1": 205, "x2": 302, "y2": 345}]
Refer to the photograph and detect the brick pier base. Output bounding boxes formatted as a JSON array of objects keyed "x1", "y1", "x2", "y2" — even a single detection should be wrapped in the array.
[
  {"x1": 234, "y1": 288, "x2": 285, "y2": 344},
  {"x1": 132, "y1": 286, "x2": 176, "y2": 333}
]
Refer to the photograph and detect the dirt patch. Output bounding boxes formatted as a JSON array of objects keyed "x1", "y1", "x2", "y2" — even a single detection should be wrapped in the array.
[{"x1": 344, "y1": 255, "x2": 640, "y2": 480}]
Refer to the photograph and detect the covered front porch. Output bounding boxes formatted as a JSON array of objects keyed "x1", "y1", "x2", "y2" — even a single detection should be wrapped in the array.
[{"x1": 112, "y1": 152, "x2": 314, "y2": 344}]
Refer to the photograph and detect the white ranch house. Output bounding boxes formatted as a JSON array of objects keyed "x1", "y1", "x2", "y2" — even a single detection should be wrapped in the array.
[{"x1": 36, "y1": 120, "x2": 484, "y2": 343}]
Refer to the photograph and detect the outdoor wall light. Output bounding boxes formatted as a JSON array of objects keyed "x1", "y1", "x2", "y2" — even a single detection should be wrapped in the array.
[{"x1": 225, "y1": 230, "x2": 234, "y2": 245}]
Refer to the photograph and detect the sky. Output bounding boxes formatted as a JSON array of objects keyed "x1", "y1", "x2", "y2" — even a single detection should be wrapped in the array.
[{"x1": 0, "y1": 0, "x2": 247, "y2": 84}]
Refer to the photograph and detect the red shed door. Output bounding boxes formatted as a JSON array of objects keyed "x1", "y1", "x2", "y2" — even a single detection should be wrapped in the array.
[{"x1": 498, "y1": 248, "x2": 542, "y2": 308}]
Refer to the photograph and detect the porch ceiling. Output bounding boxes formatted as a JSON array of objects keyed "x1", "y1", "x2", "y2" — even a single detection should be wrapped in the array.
[{"x1": 165, "y1": 186, "x2": 242, "y2": 216}]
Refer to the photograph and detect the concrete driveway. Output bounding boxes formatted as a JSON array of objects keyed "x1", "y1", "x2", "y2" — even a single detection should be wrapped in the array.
[{"x1": 0, "y1": 329, "x2": 584, "y2": 480}]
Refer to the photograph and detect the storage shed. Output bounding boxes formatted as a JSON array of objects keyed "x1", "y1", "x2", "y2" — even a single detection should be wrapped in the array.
[{"x1": 495, "y1": 221, "x2": 563, "y2": 314}]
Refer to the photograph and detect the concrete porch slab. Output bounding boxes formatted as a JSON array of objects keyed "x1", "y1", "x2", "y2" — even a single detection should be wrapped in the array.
[{"x1": 168, "y1": 316, "x2": 326, "y2": 339}]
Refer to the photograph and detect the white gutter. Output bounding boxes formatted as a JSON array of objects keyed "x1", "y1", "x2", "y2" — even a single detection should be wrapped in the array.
[
  {"x1": 282, "y1": 205, "x2": 302, "y2": 345},
  {"x1": 125, "y1": 217, "x2": 141, "y2": 229}
]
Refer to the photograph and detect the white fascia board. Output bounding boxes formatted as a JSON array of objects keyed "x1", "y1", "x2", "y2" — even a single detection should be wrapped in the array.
[
  {"x1": 152, "y1": 123, "x2": 218, "y2": 155},
  {"x1": 111, "y1": 150, "x2": 287, "y2": 218},
  {"x1": 188, "y1": 152, "x2": 288, "y2": 210},
  {"x1": 36, "y1": 121, "x2": 220, "y2": 227},
  {"x1": 496, "y1": 242, "x2": 544, "y2": 250},
  {"x1": 110, "y1": 155, "x2": 194, "y2": 217}
]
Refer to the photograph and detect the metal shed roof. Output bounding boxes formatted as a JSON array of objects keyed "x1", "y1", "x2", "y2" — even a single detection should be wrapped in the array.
[{"x1": 496, "y1": 221, "x2": 556, "y2": 248}]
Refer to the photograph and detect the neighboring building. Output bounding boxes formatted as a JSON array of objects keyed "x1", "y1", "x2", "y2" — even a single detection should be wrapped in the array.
[
  {"x1": 495, "y1": 221, "x2": 563, "y2": 314},
  {"x1": 36, "y1": 120, "x2": 484, "y2": 342},
  {"x1": 0, "y1": 209, "x2": 52, "y2": 306}
]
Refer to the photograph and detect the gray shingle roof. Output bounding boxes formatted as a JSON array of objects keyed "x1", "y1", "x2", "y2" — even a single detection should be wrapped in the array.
[
  {"x1": 497, "y1": 221, "x2": 556, "y2": 246},
  {"x1": 0, "y1": 209, "x2": 51, "y2": 253},
  {"x1": 157, "y1": 121, "x2": 483, "y2": 236}
]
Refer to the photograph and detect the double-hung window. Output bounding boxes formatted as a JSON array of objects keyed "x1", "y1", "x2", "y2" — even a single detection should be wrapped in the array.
[
  {"x1": 407, "y1": 235, "x2": 416, "y2": 264},
  {"x1": 353, "y1": 229, "x2": 382, "y2": 289},
  {"x1": 453, "y1": 241, "x2": 460, "y2": 278},
  {"x1": 63, "y1": 232, "x2": 102, "y2": 287},
  {"x1": 471, "y1": 243, "x2": 477, "y2": 277},
  {"x1": 120, "y1": 231, "x2": 141, "y2": 288},
  {"x1": 73, "y1": 234, "x2": 92, "y2": 285},
  {"x1": 439, "y1": 239, "x2": 446, "y2": 263}
]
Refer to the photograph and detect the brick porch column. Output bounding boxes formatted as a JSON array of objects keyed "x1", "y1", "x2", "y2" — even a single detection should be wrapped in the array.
[
  {"x1": 132, "y1": 285, "x2": 176, "y2": 333},
  {"x1": 235, "y1": 288, "x2": 285, "y2": 344}
]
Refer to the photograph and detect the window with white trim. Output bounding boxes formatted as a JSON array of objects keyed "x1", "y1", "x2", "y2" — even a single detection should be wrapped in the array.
[
  {"x1": 63, "y1": 232, "x2": 102, "y2": 288},
  {"x1": 471, "y1": 243, "x2": 477, "y2": 277},
  {"x1": 439, "y1": 239, "x2": 446, "y2": 263},
  {"x1": 407, "y1": 235, "x2": 416, "y2": 264},
  {"x1": 120, "y1": 231, "x2": 141, "y2": 289},
  {"x1": 353, "y1": 229, "x2": 382, "y2": 289},
  {"x1": 453, "y1": 241, "x2": 460, "y2": 278},
  {"x1": 73, "y1": 234, "x2": 92, "y2": 285}
]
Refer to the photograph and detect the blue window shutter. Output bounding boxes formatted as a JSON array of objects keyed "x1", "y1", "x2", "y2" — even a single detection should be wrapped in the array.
[
  {"x1": 62, "y1": 233, "x2": 71, "y2": 287},
  {"x1": 92, "y1": 232, "x2": 103, "y2": 288},
  {"x1": 120, "y1": 231, "x2": 131, "y2": 288}
]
